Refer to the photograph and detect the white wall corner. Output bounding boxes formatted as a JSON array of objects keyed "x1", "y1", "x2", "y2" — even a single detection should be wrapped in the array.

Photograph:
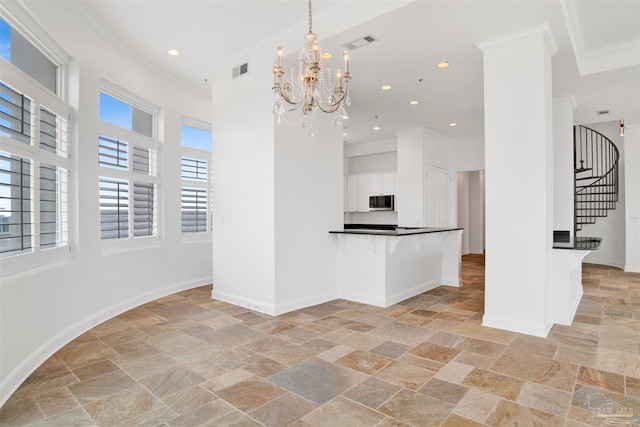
[
  {"x1": 553, "y1": 96, "x2": 577, "y2": 110},
  {"x1": 476, "y1": 23, "x2": 558, "y2": 56}
]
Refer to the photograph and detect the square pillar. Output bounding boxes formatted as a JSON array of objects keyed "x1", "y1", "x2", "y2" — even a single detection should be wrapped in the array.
[{"x1": 477, "y1": 24, "x2": 558, "y2": 337}]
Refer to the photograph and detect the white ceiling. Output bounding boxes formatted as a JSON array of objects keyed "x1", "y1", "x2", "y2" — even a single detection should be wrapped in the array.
[{"x1": 34, "y1": 0, "x2": 640, "y2": 144}]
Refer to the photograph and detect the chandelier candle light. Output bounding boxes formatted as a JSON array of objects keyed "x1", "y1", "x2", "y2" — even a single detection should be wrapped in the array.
[{"x1": 273, "y1": 0, "x2": 351, "y2": 129}]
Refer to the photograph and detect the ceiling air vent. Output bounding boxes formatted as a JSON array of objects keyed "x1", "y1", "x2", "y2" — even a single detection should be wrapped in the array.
[
  {"x1": 343, "y1": 35, "x2": 377, "y2": 51},
  {"x1": 596, "y1": 109, "x2": 610, "y2": 116},
  {"x1": 232, "y1": 62, "x2": 249, "y2": 79}
]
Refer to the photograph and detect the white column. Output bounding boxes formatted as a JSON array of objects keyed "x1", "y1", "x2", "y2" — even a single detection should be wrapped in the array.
[
  {"x1": 477, "y1": 24, "x2": 558, "y2": 337},
  {"x1": 624, "y1": 123, "x2": 640, "y2": 272},
  {"x1": 553, "y1": 97, "x2": 577, "y2": 242}
]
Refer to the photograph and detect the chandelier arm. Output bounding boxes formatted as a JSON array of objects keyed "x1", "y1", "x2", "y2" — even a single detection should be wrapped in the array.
[
  {"x1": 276, "y1": 87, "x2": 303, "y2": 107},
  {"x1": 314, "y1": 89, "x2": 348, "y2": 114},
  {"x1": 314, "y1": 98, "x2": 342, "y2": 114}
]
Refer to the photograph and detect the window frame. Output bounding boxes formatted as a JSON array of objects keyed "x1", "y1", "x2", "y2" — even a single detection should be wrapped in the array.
[
  {"x1": 0, "y1": 5, "x2": 69, "y2": 100},
  {"x1": 98, "y1": 84, "x2": 160, "y2": 254},
  {"x1": 180, "y1": 118, "x2": 212, "y2": 242}
]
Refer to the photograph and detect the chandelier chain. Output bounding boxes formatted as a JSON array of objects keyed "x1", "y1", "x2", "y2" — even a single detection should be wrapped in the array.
[{"x1": 308, "y1": 0, "x2": 313, "y2": 34}]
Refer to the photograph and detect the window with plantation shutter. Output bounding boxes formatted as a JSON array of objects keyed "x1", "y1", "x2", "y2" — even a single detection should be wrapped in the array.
[
  {"x1": 0, "y1": 81, "x2": 32, "y2": 144},
  {"x1": 181, "y1": 188, "x2": 207, "y2": 233},
  {"x1": 39, "y1": 162, "x2": 68, "y2": 249},
  {"x1": 133, "y1": 182, "x2": 155, "y2": 237},
  {"x1": 181, "y1": 156, "x2": 207, "y2": 181},
  {"x1": 180, "y1": 120, "x2": 212, "y2": 237},
  {"x1": 0, "y1": 152, "x2": 32, "y2": 258},
  {"x1": 99, "y1": 177, "x2": 129, "y2": 240},
  {"x1": 99, "y1": 134, "x2": 128, "y2": 170},
  {"x1": 98, "y1": 82, "x2": 159, "y2": 246},
  {"x1": 1, "y1": 18, "x2": 70, "y2": 275}
]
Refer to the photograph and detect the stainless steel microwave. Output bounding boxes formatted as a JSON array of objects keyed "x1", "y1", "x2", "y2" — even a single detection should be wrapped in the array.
[{"x1": 369, "y1": 195, "x2": 394, "y2": 211}]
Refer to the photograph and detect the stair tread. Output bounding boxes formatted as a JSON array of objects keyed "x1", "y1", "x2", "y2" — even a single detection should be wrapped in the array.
[{"x1": 576, "y1": 176, "x2": 604, "y2": 181}]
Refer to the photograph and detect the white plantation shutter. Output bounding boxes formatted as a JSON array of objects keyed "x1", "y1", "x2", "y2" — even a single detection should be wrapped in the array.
[
  {"x1": 181, "y1": 187, "x2": 207, "y2": 233},
  {"x1": 133, "y1": 182, "x2": 155, "y2": 237},
  {"x1": 99, "y1": 177, "x2": 129, "y2": 240},
  {"x1": 0, "y1": 152, "x2": 32, "y2": 257}
]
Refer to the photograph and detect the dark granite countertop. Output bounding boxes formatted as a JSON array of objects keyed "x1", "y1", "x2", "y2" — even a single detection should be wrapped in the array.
[
  {"x1": 330, "y1": 226, "x2": 463, "y2": 236},
  {"x1": 553, "y1": 236, "x2": 602, "y2": 250}
]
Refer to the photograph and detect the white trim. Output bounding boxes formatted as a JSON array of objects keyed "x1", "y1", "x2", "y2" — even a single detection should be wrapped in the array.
[
  {"x1": 273, "y1": 291, "x2": 339, "y2": 316},
  {"x1": 560, "y1": 0, "x2": 640, "y2": 76},
  {"x1": 482, "y1": 313, "x2": 552, "y2": 338},
  {"x1": 476, "y1": 23, "x2": 559, "y2": 56},
  {"x1": 211, "y1": 288, "x2": 277, "y2": 316},
  {"x1": 0, "y1": 275, "x2": 212, "y2": 408},
  {"x1": 554, "y1": 288, "x2": 583, "y2": 326}
]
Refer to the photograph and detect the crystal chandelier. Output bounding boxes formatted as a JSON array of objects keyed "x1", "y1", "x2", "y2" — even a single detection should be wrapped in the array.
[{"x1": 272, "y1": 0, "x2": 351, "y2": 129}]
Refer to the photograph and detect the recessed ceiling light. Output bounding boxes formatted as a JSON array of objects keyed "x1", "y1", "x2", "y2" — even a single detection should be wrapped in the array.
[
  {"x1": 381, "y1": 85, "x2": 392, "y2": 91},
  {"x1": 168, "y1": 49, "x2": 180, "y2": 56},
  {"x1": 437, "y1": 61, "x2": 450, "y2": 68},
  {"x1": 322, "y1": 52, "x2": 333, "y2": 59},
  {"x1": 373, "y1": 126, "x2": 381, "y2": 130},
  {"x1": 343, "y1": 132, "x2": 348, "y2": 136},
  {"x1": 343, "y1": 115, "x2": 350, "y2": 120},
  {"x1": 409, "y1": 101, "x2": 419, "y2": 105},
  {"x1": 449, "y1": 122, "x2": 457, "y2": 127}
]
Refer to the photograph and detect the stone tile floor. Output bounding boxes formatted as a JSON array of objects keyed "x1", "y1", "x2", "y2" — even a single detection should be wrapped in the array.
[{"x1": 1, "y1": 254, "x2": 639, "y2": 426}]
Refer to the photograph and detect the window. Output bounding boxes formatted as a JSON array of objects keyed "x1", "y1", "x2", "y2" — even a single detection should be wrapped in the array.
[
  {"x1": 0, "y1": 77, "x2": 70, "y2": 273},
  {"x1": 0, "y1": 17, "x2": 58, "y2": 94},
  {"x1": 98, "y1": 82, "x2": 159, "y2": 246},
  {"x1": 180, "y1": 121, "x2": 212, "y2": 236}
]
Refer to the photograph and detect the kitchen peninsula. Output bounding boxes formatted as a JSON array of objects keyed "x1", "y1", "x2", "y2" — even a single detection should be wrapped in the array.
[{"x1": 330, "y1": 227, "x2": 463, "y2": 307}]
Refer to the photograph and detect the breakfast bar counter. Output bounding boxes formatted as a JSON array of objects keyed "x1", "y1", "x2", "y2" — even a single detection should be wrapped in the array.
[{"x1": 330, "y1": 227, "x2": 463, "y2": 307}]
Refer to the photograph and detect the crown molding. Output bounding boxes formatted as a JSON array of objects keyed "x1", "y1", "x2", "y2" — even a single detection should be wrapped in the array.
[{"x1": 476, "y1": 23, "x2": 558, "y2": 56}]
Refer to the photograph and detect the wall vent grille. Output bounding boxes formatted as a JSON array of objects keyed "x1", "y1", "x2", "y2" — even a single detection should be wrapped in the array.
[{"x1": 232, "y1": 63, "x2": 249, "y2": 79}]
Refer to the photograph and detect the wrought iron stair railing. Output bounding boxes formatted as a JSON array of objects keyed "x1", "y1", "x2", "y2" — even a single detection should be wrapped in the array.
[{"x1": 574, "y1": 125, "x2": 619, "y2": 232}]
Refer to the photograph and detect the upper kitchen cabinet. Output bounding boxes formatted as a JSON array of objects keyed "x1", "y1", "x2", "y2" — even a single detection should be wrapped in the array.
[{"x1": 371, "y1": 172, "x2": 396, "y2": 196}]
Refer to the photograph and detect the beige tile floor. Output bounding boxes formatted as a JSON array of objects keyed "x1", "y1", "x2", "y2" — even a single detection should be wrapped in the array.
[{"x1": 1, "y1": 254, "x2": 639, "y2": 426}]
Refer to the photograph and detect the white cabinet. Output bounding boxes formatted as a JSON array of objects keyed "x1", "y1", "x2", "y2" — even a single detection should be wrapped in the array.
[
  {"x1": 371, "y1": 172, "x2": 396, "y2": 195},
  {"x1": 345, "y1": 172, "x2": 397, "y2": 212}
]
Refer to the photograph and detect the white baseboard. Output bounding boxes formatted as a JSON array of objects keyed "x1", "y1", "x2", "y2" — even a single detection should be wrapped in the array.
[
  {"x1": 0, "y1": 276, "x2": 212, "y2": 408},
  {"x1": 554, "y1": 288, "x2": 583, "y2": 326},
  {"x1": 211, "y1": 288, "x2": 340, "y2": 317},
  {"x1": 482, "y1": 313, "x2": 552, "y2": 338},
  {"x1": 339, "y1": 280, "x2": 441, "y2": 308},
  {"x1": 211, "y1": 289, "x2": 277, "y2": 316},
  {"x1": 624, "y1": 264, "x2": 640, "y2": 273},
  {"x1": 385, "y1": 280, "x2": 441, "y2": 307}
]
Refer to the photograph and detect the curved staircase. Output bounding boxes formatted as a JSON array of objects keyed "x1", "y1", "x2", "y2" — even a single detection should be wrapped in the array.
[{"x1": 574, "y1": 125, "x2": 619, "y2": 233}]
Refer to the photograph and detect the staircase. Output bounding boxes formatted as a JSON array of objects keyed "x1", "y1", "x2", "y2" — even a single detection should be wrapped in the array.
[{"x1": 574, "y1": 125, "x2": 619, "y2": 233}]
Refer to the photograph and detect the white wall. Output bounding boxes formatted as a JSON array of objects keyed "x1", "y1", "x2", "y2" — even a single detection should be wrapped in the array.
[
  {"x1": 624, "y1": 123, "x2": 640, "y2": 272},
  {"x1": 210, "y1": 47, "x2": 277, "y2": 313},
  {"x1": 274, "y1": 124, "x2": 343, "y2": 313},
  {"x1": 456, "y1": 171, "x2": 485, "y2": 255},
  {"x1": 468, "y1": 171, "x2": 485, "y2": 253},
  {"x1": 0, "y1": 2, "x2": 213, "y2": 405},
  {"x1": 580, "y1": 121, "x2": 627, "y2": 269},
  {"x1": 452, "y1": 138, "x2": 485, "y2": 172},
  {"x1": 553, "y1": 97, "x2": 576, "y2": 240},
  {"x1": 457, "y1": 172, "x2": 470, "y2": 254},
  {"x1": 347, "y1": 152, "x2": 397, "y2": 174},
  {"x1": 397, "y1": 128, "x2": 426, "y2": 227}
]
